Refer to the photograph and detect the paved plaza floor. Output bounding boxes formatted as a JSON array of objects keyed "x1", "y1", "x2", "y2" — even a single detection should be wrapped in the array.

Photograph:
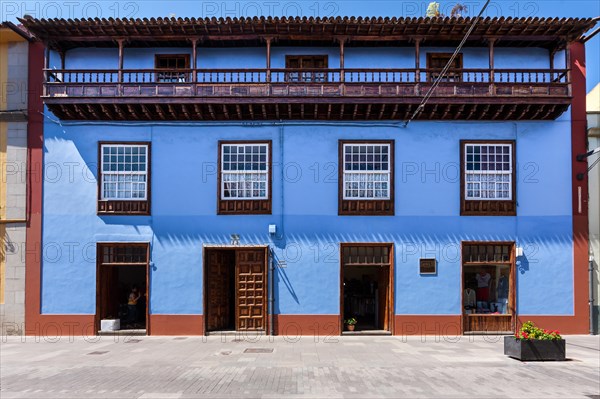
[{"x1": 1, "y1": 334, "x2": 599, "y2": 398}]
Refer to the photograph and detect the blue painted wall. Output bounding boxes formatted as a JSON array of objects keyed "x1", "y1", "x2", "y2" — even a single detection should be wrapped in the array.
[
  {"x1": 40, "y1": 46, "x2": 575, "y2": 317},
  {"x1": 57, "y1": 45, "x2": 556, "y2": 70},
  {"x1": 41, "y1": 118, "x2": 574, "y2": 316}
]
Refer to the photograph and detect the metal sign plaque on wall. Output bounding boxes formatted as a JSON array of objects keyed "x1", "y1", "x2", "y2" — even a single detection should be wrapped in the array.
[{"x1": 419, "y1": 258, "x2": 437, "y2": 275}]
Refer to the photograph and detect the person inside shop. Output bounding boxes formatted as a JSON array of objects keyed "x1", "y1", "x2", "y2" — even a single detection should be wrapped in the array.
[{"x1": 475, "y1": 269, "x2": 491, "y2": 312}]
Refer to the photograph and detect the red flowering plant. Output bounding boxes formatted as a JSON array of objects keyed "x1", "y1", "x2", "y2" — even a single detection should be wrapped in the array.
[{"x1": 514, "y1": 321, "x2": 562, "y2": 341}]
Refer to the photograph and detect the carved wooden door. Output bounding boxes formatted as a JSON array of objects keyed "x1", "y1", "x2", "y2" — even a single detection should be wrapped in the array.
[
  {"x1": 235, "y1": 249, "x2": 267, "y2": 331},
  {"x1": 206, "y1": 250, "x2": 234, "y2": 331}
]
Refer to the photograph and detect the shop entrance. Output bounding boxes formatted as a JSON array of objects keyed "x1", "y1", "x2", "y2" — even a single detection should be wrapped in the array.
[
  {"x1": 96, "y1": 243, "x2": 149, "y2": 334},
  {"x1": 462, "y1": 242, "x2": 516, "y2": 334},
  {"x1": 204, "y1": 247, "x2": 268, "y2": 333},
  {"x1": 341, "y1": 244, "x2": 393, "y2": 334}
]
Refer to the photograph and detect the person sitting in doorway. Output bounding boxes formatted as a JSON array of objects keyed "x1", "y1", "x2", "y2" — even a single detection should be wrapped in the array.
[{"x1": 127, "y1": 286, "x2": 141, "y2": 327}]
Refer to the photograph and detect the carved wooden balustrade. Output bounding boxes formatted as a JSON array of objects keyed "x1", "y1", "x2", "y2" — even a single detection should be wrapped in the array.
[{"x1": 43, "y1": 67, "x2": 571, "y2": 121}]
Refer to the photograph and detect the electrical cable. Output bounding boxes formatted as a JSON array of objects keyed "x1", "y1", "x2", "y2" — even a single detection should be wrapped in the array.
[
  {"x1": 402, "y1": 0, "x2": 492, "y2": 128},
  {"x1": 588, "y1": 155, "x2": 600, "y2": 172}
]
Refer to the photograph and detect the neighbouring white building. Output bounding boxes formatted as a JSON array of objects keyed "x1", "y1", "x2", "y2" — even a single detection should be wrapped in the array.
[{"x1": 0, "y1": 26, "x2": 28, "y2": 335}]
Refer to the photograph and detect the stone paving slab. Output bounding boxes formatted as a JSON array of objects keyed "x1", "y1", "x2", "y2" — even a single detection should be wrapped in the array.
[{"x1": 1, "y1": 335, "x2": 599, "y2": 398}]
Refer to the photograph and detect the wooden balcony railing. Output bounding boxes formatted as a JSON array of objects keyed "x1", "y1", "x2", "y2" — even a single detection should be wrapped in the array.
[
  {"x1": 45, "y1": 67, "x2": 569, "y2": 87},
  {"x1": 42, "y1": 67, "x2": 572, "y2": 121}
]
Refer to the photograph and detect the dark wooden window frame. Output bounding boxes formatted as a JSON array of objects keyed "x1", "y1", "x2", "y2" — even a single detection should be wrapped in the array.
[
  {"x1": 426, "y1": 52, "x2": 463, "y2": 82},
  {"x1": 285, "y1": 55, "x2": 329, "y2": 82},
  {"x1": 338, "y1": 140, "x2": 395, "y2": 216},
  {"x1": 154, "y1": 54, "x2": 191, "y2": 82},
  {"x1": 460, "y1": 140, "x2": 516, "y2": 216},
  {"x1": 97, "y1": 141, "x2": 151, "y2": 216},
  {"x1": 217, "y1": 140, "x2": 273, "y2": 215}
]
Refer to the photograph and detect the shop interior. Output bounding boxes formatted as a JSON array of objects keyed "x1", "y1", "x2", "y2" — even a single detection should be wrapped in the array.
[{"x1": 463, "y1": 264, "x2": 510, "y2": 315}]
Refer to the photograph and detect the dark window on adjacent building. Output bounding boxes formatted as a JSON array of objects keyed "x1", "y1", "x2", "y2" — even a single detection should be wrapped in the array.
[
  {"x1": 460, "y1": 140, "x2": 516, "y2": 216},
  {"x1": 285, "y1": 55, "x2": 328, "y2": 82},
  {"x1": 338, "y1": 140, "x2": 394, "y2": 216},
  {"x1": 427, "y1": 53, "x2": 463, "y2": 82},
  {"x1": 98, "y1": 142, "x2": 151, "y2": 215},
  {"x1": 155, "y1": 54, "x2": 190, "y2": 82},
  {"x1": 218, "y1": 141, "x2": 272, "y2": 215}
]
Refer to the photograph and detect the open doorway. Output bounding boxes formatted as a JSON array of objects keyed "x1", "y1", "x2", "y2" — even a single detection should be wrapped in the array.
[
  {"x1": 341, "y1": 244, "x2": 393, "y2": 334},
  {"x1": 204, "y1": 247, "x2": 268, "y2": 334},
  {"x1": 96, "y1": 243, "x2": 149, "y2": 334}
]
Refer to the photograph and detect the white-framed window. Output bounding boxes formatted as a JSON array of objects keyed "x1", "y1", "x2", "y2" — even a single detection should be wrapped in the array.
[
  {"x1": 100, "y1": 144, "x2": 148, "y2": 200},
  {"x1": 221, "y1": 143, "x2": 269, "y2": 200},
  {"x1": 343, "y1": 143, "x2": 391, "y2": 200},
  {"x1": 464, "y1": 143, "x2": 512, "y2": 200}
]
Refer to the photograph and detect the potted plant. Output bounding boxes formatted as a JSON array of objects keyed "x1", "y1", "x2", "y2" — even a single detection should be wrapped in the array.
[
  {"x1": 504, "y1": 321, "x2": 565, "y2": 361},
  {"x1": 345, "y1": 317, "x2": 357, "y2": 331}
]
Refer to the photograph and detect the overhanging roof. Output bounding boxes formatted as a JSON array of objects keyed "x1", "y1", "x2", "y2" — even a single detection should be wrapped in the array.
[{"x1": 18, "y1": 15, "x2": 599, "y2": 50}]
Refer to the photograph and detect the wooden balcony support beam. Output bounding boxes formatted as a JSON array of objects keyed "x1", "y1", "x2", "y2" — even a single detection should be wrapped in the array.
[
  {"x1": 391, "y1": 104, "x2": 399, "y2": 119},
  {"x1": 193, "y1": 104, "x2": 204, "y2": 119},
  {"x1": 180, "y1": 104, "x2": 191, "y2": 120},
  {"x1": 207, "y1": 104, "x2": 216, "y2": 120},
  {"x1": 45, "y1": 101, "x2": 569, "y2": 121},
  {"x1": 140, "y1": 104, "x2": 152, "y2": 119},
  {"x1": 113, "y1": 103, "x2": 125, "y2": 120},
  {"x1": 262, "y1": 104, "x2": 267, "y2": 119},
  {"x1": 126, "y1": 104, "x2": 140, "y2": 119},
  {"x1": 378, "y1": 104, "x2": 386, "y2": 120},
  {"x1": 221, "y1": 104, "x2": 230, "y2": 119},
  {"x1": 154, "y1": 104, "x2": 166, "y2": 120}
]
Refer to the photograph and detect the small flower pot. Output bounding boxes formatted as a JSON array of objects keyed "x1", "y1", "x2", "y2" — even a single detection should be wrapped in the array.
[
  {"x1": 504, "y1": 336, "x2": 566, "y2": 361},
  {"x1": 346, "y1": 324, "x2": 355, "y2": 331}
]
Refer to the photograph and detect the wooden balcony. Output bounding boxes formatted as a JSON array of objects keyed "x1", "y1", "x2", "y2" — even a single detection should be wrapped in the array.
[{"x1": 43, "y1": 68, "x2": 571, "y2": 121}]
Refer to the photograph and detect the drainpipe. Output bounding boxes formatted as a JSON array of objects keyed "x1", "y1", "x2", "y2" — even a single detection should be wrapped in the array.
[
  {"x1": 269, "y1": 250, "x2": 275, "y2": 336},
  {"x1": 269, "y1": 123, "x2": 284, "y2": 337},
  {"x1": 590, "y1": 251, "x2": 595, "y2": 335}
]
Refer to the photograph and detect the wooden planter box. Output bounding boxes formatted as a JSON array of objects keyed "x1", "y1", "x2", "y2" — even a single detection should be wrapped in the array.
[{"x1": 504, "y1": 336, "x2": 566, "y2": 361}]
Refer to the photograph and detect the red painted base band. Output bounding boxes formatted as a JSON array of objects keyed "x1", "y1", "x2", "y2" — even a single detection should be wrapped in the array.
[
  {"x1": 394, "y1": 315, "x2": 462, "y2": 335},
  {"x1": 17, "y1": 314, "x2": 589, "y2": 336},
  {"x1": 23, "y1": 315, "x2": 95, "y2": 336},
  {"x1": 149, "y1": 314, "x2": 204, "y2": 335},
  {"x1": 273, "y1": 314, "x2": 340, "y2": 336}
]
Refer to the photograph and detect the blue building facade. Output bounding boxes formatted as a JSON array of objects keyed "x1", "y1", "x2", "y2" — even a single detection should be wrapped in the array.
[{"x1": 20, "y1": 16, "x2": 595, "y2": 336}]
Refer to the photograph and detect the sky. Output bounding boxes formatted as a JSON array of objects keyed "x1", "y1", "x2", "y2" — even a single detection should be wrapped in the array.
[{"x1": 2, "y1": 0, "x2": 599, "y2": 91}]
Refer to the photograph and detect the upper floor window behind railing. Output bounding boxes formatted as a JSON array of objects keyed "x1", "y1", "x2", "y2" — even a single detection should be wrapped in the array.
[
  {"x1": 285, "y1": 55, "x2": 328, "y2": 82},
  {"x1": 155, "y1": 54, "x2": 190, "y2": 83},
  {"x1": 427, "y1": 53, "x2": 463, "y2": 82}
]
